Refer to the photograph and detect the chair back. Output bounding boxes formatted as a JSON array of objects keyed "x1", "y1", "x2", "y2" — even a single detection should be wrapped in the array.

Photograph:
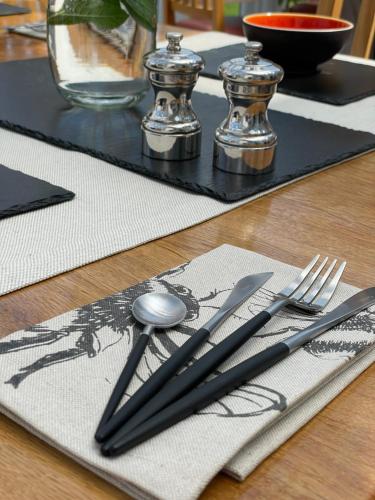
[
  {"x1": 164, "y1": 0, "x2": 225, "y2": 31},
  {"x1": 317, "y1": 0, "x2": 374, "y2": 58}
]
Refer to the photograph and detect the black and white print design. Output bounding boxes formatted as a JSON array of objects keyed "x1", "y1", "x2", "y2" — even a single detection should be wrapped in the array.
[{"x1": 0, "y1": 261, "x2": 373, "y2": 419}]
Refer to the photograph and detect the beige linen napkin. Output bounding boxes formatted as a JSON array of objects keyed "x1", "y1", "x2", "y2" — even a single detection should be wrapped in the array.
[
  {"x1": 0, "y1": 245, "x2": 373, "y2": 500},
  {"x1": 226, "y1": 345, "x2": 375, "y2": 479}
]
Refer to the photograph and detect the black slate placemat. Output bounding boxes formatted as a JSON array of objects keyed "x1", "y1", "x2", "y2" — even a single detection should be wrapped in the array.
[
  {"x1": 0, "y1": 164, "x2": 75, "y2": 219},
  {"x1": 198, "y1": 43, "x2": 375, "y2": 106},
  {"x1": 0, "y1": 58, "x2": 374, "y2": 202},
  {"x1": 0, "y1": 3, "x2": 30, "y2": 16}
]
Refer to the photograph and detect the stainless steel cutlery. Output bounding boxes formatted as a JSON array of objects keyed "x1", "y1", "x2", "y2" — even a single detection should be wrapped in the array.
[
  {"x1": 99, "y1": 254, "x2": 346, "y2": 444},
  {"x1": 102, "y1": 286, "x2": 375, "y2": 456},
  {"x1": 95, "y1": 271, "x2": 272, "y2": 442},
  {"x1": 97, "y1": 254, "x2": 373, "y2": 458}
]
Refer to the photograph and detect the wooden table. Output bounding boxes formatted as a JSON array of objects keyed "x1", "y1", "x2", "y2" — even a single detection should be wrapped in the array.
[{"x1": 0, "y1": 2, "x2": 374, "y2": 499}]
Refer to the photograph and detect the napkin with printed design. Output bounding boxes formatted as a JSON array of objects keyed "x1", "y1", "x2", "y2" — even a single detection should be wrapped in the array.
[{"x1": 0, "y1": 244, "x2": 373, "y2": 500}]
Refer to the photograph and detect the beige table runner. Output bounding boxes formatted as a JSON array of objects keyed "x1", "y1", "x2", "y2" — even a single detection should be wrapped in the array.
[
  {"x1": 1, "y1": 32, "x2": 374, "y2": 297},
  {"x1": 0, "y1": 245, "x2": 373, "y2": 499}
]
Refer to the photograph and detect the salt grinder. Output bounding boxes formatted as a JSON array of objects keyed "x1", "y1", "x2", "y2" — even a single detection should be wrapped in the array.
[
  {"x1": 142, "y1": 32, "x2": 204, "y2": 161},
  {"x1": 213, "y1": 41, "x2": 284, "y2": 175}
]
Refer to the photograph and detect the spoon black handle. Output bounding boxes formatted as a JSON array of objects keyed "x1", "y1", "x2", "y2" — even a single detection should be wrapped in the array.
[
  {"x1": 95, "y1": 333, "x2": 150, "y2": 440},
  {"x1": 95, "y1": 327, "x2": 210, "y2": 443},
  {"x1": 106, "y1": 311, "x2": 271, "y2": 438}
]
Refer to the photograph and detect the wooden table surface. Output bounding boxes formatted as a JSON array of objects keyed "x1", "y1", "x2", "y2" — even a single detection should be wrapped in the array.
[{"x1": 0, "y1": 2, "x2": 374, "y2": 499}]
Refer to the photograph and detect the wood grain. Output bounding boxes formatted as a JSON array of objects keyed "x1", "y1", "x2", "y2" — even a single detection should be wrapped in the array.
[
  {"x1": 0, "y1": 2, "x2": 374, "y2": 499},
  {"x1": 317, "y1": 0, "x2": 344, "y2": 19},
  {"x1": 351, "y1": 0, "x2": 375, "y2": 59}
]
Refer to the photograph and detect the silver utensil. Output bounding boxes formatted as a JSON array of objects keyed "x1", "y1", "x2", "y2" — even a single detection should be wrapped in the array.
[
  {"x1": 95, "y1": 272, "x2": 272, "y2": 442},
  {"x1": 267, "y1": 254, "x2": 346, "y2": 315},
  {"x1": 102, "y1": 286, "x2": 375, "y2": 457},
  {"x1": 132, "y1": 292, "x2": 187, "y2": 333},
  {"x1": 101, "y1": 254, "x2": 346, "y2": 441},
  {"x1": 95, "y1": 292, "x2": 187, "y2": 437}
]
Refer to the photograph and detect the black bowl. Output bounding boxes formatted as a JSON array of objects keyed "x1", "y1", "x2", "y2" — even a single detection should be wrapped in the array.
[{"x1": 243, "y1": 13, "x2": 353, "y2": 74}]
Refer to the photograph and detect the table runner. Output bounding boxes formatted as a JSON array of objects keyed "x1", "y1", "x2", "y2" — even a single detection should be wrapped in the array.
[
  {"x1": 0, "y1": 245, "x2": 373, "y2": 499},
  {"x1": 0, "y1": 31, "x2": 373, "y2": 274},
  {"x1": 1, "y1": 52, "x2": 374, "y2": 295}
]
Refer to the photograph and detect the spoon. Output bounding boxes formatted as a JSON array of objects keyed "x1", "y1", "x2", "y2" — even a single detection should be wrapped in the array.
[{"x1": 95, "y1": 292, "x2": 187, "y2": 440}]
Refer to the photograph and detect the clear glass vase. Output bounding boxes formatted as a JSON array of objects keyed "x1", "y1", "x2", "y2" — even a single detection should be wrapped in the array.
[{"x1": 47, "y1": 2, "x2": 155, "y2": 109}]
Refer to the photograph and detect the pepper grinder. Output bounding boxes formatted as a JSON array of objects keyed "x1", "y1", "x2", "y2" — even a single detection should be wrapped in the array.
[
  {"x1": 142, "y1": 32, "x2": 204, "y2": 161},
  {"x1": 213, "y1": 41, "x2": 284, "y2": 175}
]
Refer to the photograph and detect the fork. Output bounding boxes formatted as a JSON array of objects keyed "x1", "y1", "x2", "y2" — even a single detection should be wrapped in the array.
[{"x1": 101, "y1": 255, "x2": 346, "y2": 444}]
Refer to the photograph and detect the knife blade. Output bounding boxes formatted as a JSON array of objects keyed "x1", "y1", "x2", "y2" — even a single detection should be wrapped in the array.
[{"x1": 102, "y1": 287, "x2": 375, "y2": 456}]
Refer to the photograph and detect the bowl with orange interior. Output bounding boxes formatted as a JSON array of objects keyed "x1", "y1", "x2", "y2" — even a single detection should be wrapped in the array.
[{"x1": 243, "y1": 13, "x2": 353, "y2": 74}]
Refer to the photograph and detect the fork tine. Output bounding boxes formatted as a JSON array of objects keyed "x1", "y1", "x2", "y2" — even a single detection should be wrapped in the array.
[
  {"x1": 279, "y1": 254, "x2": 320, "y2": 297},
  {"x1": 302, "y1": 259, "x2": 337, "y2": 304},
  {"x1": 311, "y1": 261, "x2": 347, "y2": 309},
  {"x1": 291, "y1": 257, "x2": 329, "y2": 301}
]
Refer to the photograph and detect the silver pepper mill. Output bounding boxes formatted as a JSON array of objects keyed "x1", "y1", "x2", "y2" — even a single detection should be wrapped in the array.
[
  {"x1": 213, "y1": 41, "x2": 284, "y2": 175},
  {"x1": 142, "y1": 32, "x2": 204, "y2": 161}
]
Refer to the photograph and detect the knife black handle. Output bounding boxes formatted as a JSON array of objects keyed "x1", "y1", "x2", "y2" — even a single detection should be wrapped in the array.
[
  {"x1": 95, "y1": 333, "x2": 150, "y2": 439},
  {"x1": 112, "y1": 310, "x2": 272, "y2": 437},
  {"x1": 95, "y1": 327, "x2": 211, "y2": 442},
  {"x1": 101, "y1": 341, "x2": 290, "y2": 456}
]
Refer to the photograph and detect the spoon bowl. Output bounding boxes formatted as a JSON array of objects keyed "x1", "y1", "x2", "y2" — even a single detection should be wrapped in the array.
[{"x1": 132, "y1": 292, "x2": 187, "y2": 329}]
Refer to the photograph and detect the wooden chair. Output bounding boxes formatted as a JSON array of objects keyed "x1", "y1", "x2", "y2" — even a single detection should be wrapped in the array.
[
  {"x1": 350, "y1": 0, "x2": 375, "y2": 58},
  {"x1": 317, "y1": 0, "x2": 374, "y2": 58},
  {"x1": 317, "y1": 0, "x2": 344, "y2": 18},
  {"x1": 164, "y1": 0, "x2": 225, "y2": 32}
]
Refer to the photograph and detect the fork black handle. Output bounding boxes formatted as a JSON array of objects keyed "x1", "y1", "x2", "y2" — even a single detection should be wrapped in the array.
[
  {"x1": 101, "y1": 310, "x2": 271, "y2": 441},
  {"x1": 101, "y1": 341, "x2": 289, "y2": 456},
  {"x1": 95, "y1": 327, "x2": 211, "y2": 442}
]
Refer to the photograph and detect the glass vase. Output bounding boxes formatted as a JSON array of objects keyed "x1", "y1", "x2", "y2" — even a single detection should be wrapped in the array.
[{"x1": 47, "y1": 1, "x2": 155, "y2": 109}]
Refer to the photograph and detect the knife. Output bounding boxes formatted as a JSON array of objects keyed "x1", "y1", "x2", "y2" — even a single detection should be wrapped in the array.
[
  {"x1": 95, "y1": 271, "x2": 273, "y2": 442},
  {"x1": 102, "y1": 287, "x2": 375, "y2": 456}
]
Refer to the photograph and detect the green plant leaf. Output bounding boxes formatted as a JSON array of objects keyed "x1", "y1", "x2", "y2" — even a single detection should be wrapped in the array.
[
  {"x1": 120, "y1": 0, "x2": 157, "y2": 32},
  {"x1": 48, "y1": 0, "x2": 128, "y2": 30}
]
